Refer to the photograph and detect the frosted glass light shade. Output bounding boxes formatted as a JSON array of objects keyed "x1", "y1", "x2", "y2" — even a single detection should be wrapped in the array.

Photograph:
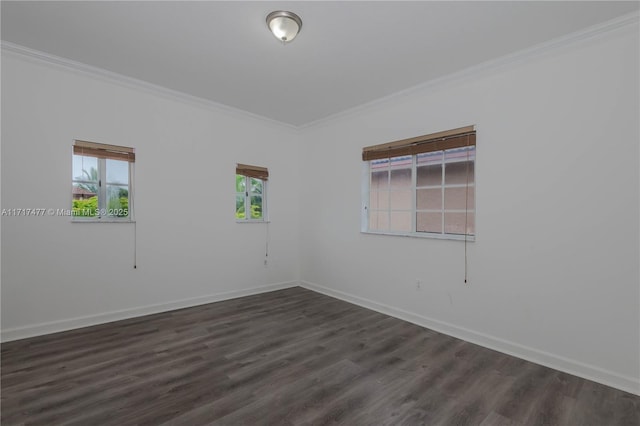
[{"x1": 266, "y1": 11, "x2": 302, "y2": 43}]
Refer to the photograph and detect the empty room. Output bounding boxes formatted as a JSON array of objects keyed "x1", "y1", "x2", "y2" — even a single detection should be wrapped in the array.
[{"x1": 1, "y1": 1, "x2": 639, "y2": 425}]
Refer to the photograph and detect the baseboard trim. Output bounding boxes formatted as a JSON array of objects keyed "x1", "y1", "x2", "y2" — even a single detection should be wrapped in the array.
[
  {"x1": 1, "y1": 281, "x2": 298, "y2": 343},
  {"x1": 300, "y1": 280, "x2": 640, "y2": 396}
]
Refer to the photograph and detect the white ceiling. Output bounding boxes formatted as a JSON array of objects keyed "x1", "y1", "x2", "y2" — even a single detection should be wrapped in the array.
[{"x1": 2, "y1": 1, "x2": 638, "y2": 127}]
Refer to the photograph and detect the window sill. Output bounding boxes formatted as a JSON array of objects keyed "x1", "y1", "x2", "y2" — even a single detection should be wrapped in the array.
[
  {"x1": 71, "y1": 219, "x2": 135, "y2": 223},
  {"x1": 361, "y1": 230, "x2": 475, "y2": 242},
  {"x1": 236, "y1": 220, "x2": 270, "y2": 224}
]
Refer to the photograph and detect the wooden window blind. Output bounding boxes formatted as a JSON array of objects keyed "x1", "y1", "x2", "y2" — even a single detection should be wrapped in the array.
[
  {"x1": 236, "y1": 164, "x2": 269, "y2": 181},
  {"x1": 362, "y1": 125, "x2": 475, "y2": 161},
  {"x1": 74, "y1": 140, "x2": 135, "y2": 162}
]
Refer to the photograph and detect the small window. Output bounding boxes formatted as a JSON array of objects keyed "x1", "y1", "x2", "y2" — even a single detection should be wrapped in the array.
[
  {"x1": 72, "y1": 140, "x2": 135, "y2": 221},
  {"x1": 362, "y1": 127, "x2": 475, "y2": 240},
  {"x1": 236, "y1": 164, "x2": 268, "y2": 222}
]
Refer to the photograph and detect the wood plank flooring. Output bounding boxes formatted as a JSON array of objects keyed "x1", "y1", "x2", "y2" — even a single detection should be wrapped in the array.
[{"x1": 2, "y1": 287, "x2": 639, "y2": 425}]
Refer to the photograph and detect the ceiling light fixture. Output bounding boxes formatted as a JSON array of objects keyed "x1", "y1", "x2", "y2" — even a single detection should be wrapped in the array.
[{"x1": 266, "y1": 11, "x2": 302, "y2": 44}]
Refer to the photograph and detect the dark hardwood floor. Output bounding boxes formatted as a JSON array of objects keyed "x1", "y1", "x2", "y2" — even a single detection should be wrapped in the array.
[{"x1": 2, "y1": 287, "x2": 639, "y2": 425}]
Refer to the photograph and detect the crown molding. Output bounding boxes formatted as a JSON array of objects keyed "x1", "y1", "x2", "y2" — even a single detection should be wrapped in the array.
[
  {"x1": 0, "y1": 41, "x2": 298, "y2": 132},
  {"x1": 300, "y1": 10, "x2": 639, "y2": 130}
]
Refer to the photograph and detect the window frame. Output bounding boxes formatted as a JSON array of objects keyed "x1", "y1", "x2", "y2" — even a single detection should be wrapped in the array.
[
  {"x1": 235, "y1": 164, "x2": 268, "y2": 223},
  {"x1": 71, "y1": 141, "x2": 135, "y2": 223},
  {"x1": 361, "y1": 128, "x2": 475, "y2": 241}
]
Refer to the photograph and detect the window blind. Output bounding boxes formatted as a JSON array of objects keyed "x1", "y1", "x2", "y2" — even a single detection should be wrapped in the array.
[
  {"x1": 362, "y1": 125, "x2": 475, "y2": 161},
  {"x1": 236, "y1": 164, "x2": 269, "y2": 180},
  {"x1": 74, "y1": 140, "x2": 135, "y2": 162}
]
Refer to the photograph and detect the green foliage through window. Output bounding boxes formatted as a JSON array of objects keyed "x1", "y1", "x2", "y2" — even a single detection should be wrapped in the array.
[
  {"x1": 236, "y1": 174, "x2": 265, "y2": 220},
  {"x1": 72, "y1": 196, "x2": 98, "y2": 217},
  {"x1": 72, "y1": 151, "x2": 133, "y2": 220}
]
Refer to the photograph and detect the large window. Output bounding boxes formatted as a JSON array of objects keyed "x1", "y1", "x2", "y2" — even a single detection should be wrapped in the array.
[
  {"x1": 72, "y1": 140, "x2": 135, "y2": 221},
  {"x1": 363, "y1": 127, "x2": 475, "y2": 239},
  {"x1": 236, "y1": 164, "x2": 268, "y2": 222}
]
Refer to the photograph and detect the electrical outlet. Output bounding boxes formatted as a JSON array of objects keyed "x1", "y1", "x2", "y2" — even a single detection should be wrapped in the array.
[
  {"x1": 415, "y1": 280, "x2": 421, "y2": 290},
  {"x1": 264, "y1": 259, "x2": 268, "y2": 266}
]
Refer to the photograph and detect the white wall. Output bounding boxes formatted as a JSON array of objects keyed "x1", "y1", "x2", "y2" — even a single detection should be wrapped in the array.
[
  {"x1": 299, "y1": 24, "x2": 639, "y2": 394},
  {"x1": 1, "y1": 51, "x2": 300, "y2": 338}
]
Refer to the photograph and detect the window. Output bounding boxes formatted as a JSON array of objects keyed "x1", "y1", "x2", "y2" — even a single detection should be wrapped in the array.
[
  {"x1": 72, "y1": 140, "x2": 135, "y2": 221},
  {"x1": 362, "y1": 126, "x2": 475, "y2": 239},
  {"x1": 236, "y1": 164, "x2": 268, "y2": 222}
]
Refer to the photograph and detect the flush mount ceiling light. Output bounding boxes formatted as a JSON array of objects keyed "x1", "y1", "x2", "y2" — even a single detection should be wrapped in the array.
[{"x1": 266, "y1": 11, "x2": 302, "y2": 44}]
